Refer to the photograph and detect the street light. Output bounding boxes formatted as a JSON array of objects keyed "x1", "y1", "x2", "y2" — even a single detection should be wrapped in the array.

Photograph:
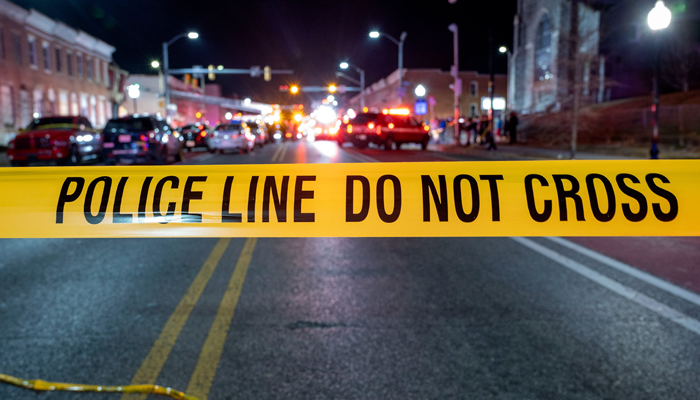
[
  {"x1": 162, "y1": 31, "x2": 199, "y2": 122},
  {"x1": 338, "y1": 61, "x2": 366, "y2": 109},
  {"x1": 648, "y1": 0, "x2": 671, "y2": 159},
  {"x1": 127, "y1": 84, "x2": 140, "y2": 113},
  {"x1": 498, "y1": 46, "x2": 513, "y2": 112},
  {"x1": 369, "y1": 30, "x2": 408, "y2": 105},
  {"x1": 151, "y1": 60, "x2": 160, "y2": 69},
  {"x1": 648, "y1": 0, "x2": 672, "y2": 30},
  {"x1": 414, "y1": 84, "x2": 426, "y2": 97}
]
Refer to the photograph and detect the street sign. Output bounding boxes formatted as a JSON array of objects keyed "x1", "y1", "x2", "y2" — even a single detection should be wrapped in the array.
[
  {"x1": 414, "y1": 99, "x2": 428, "y2": 116},
  {"x1": 397, "y1": 87, "x2": 406, "y2": 98},
  {"x1": 250, "y1": 66, "x2": 261, "y2": 78},
  {"x1": 428, "y1": 95, "x2": 436, "y2": 106}
]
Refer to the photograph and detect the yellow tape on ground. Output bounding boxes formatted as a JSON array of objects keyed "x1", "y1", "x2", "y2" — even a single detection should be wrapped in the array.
[
  {"x1": 0, "y1": 373, "x2": 198, "y2": 400},
  {"x1": 1, "y1": 160, "x2": 698, "y2": 237}
]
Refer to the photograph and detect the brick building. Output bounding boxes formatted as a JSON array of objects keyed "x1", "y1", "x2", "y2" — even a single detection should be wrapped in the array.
[
  {"x1": 348, "y1": 68, "x2": 507, "y2": 120},
  {"x1": 0, "y1": 0, "x2": 123, "y2": 144}
]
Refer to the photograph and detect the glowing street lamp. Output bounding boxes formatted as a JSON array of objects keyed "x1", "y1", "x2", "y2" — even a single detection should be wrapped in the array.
[
  {"x1": 151, "y1": 60, "x2": 160, "y2": 68},
  {"x1": 338, "y1": 61, "x2": 365, "y2": 108},
  {"x1": 369, "y1": 30, "x2": 408, "y2": 105},
  {"x1": 163, "y1": 31, "x2": 199, "y2": 121},
  {"x1": 414, "y1": 84, "x2": 426, "y2": 97},
  {"x1": 648, "y1": 1, "x2": 671, "y2": 31},
  {"x1": 647, "y1": 0, "x2": 671, "y2": 159}
]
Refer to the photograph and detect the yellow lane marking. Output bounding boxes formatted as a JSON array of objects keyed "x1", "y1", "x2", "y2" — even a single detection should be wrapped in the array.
[
  {"x1": 121, "y1": 238, "x2": 231, "y2": 400},
  {"x1": 186, "y1": 237, "x2": 257, "y2": 400},
  {"x1": 270, "y1": 143, "x2": 284, "y2": 162}
]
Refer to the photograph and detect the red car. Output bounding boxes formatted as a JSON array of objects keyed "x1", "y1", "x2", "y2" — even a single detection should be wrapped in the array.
[
  {"x1": 7, "y1": 116, "x2": 101, "y2": 166},
  {"x1": 338, "y1": 110, "x2": 431, "y2": 150}
]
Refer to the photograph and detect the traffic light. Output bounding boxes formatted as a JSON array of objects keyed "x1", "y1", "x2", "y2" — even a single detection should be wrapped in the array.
[
  {"x1": 208, "y1": 65, "x2": 215, "y2": 81},
  {"x1": 184, "y1": 74, "x2": 191, "y2": 85},
  {"x1": 290, "y1": 85, "x2": 299, "y2": 94},
  {"x1": 278, "y1": 85, "x2": 289, "y2": 92},
  {"x1": 192, "y1": 78, "x2": 199, "y2": 88},
  {"x1": 328, "y1": 85, "x2": 337, "y2": 93},
  {"x1": 264, "y1": 66, "x2": 271, "y2": 81}
]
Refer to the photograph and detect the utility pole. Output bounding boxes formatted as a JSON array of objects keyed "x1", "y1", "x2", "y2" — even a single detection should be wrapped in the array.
[
  {"x1": 570, "y1": 0, "x2": 580, "y2": 159},
  {"x1": 449, "y1": 23, "x2": 459, "y2": 143},
  {"x1": 488, "y1": 13, "x2": 495, "y2": 137}
]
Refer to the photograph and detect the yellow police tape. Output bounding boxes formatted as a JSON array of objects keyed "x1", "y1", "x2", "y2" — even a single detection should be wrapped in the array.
[
  {"x1": 0, "y1": 372, "x2": 198, "y2": 399},
  {"x1": 1, "y1": 160, "x2": 698, "y2": 238}
]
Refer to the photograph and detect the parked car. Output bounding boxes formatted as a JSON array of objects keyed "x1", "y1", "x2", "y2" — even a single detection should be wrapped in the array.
[
  {"x1": 209, "y1": 122, "x2": 256, "y2": 153},
  {"x1": 101, "y1": 116, "x2": 182, "y2": 164},
  {"x1": 178, "y1": 123, "x2": 211, "y2": 151},
  {"x1": 338, "y1": 111, "x2": 431, "y2": 150},
  {"x1": 7, "y1": 116, "x2": 101, "y2": 166},
  {"x1": 246, "y1": 122, "x2": 267, "y2": 147}
]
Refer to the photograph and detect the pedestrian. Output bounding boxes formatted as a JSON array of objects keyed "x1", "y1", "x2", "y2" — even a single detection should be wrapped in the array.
[
  {"x1": 438, "y1": 119, "x2": 446, "y2": 143},
  {"x1": 485, "y1": 122, "x2": 497, "y2": 151},
  {"x1": 507, "y1": 111, "x2": 518, "y2": 144}
]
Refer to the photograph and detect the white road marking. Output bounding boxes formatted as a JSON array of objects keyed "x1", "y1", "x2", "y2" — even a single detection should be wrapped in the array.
[
  {"x1": 341, "y1": 147, "x2": 379, "y2": 163},
  {"x1": 512, "y1": 237, "x2": 700, "y2": 337},
  {"x1": 546, "y1": 236, "x2": 700, "y2": 308}
]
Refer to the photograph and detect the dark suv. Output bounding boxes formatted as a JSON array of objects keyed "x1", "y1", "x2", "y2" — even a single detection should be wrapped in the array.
[
  {"x1": 101, "y1": 116, "x2": 182, "y2": 164},
  {"x1": 338, "y1": 112, "x2": 431, "y2": 150},
  {"x1": 178, "y1": 123, "x2": 211, "y2": 151}
]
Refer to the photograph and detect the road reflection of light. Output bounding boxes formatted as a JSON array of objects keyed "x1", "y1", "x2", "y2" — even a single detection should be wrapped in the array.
[{"x1": 314, "y1": 141, "x2": 338, "y2": 158}]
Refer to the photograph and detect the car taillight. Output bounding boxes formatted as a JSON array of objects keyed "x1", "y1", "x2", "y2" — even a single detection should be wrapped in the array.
[
  {"x1": 388, "y1": 123, "x2": 395, "y2": 129},
  {"x1": 140, "y1": 135, "x2": 148, "y2": 142},
  {"x1": 423, "y1": 125, "x2": 430, "y2": 132},
  {"x1": 347, "y1": 124, "x2": 353, "y2": 133},
  {"x1": 367, "y1": 122, "x2": 375, "y2": 129},
  {"x1": 8, "y1": 141, "x2": 14, "y2": 150}
]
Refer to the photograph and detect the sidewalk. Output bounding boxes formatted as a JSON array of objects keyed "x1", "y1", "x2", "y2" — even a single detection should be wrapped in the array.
[{"x1": 429, "y1": 142, "x2": 639, "y2": 161}]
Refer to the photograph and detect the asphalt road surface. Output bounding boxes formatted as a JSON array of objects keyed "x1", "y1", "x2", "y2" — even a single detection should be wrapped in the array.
[{"x1": 1, "y1": 139, "x2": 700, "y2": 399}]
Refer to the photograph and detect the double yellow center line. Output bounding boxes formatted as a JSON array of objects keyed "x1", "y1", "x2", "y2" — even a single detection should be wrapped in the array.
[
  {"x1": 271, "y1": 142, "x2": 288, "y2": 163},
  {"x1": 122, "y1": 238, "x2": 257, "y2": 400}
]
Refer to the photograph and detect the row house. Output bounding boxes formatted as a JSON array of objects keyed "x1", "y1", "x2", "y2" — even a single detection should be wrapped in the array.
[{"x1": 0, "y1": 0, "x2": 121, "y2": 144}]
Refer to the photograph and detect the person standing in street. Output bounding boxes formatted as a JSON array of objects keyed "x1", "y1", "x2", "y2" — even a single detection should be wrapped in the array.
[{"x1": 507, "y1": 111, "x2": 518, "y2": 144}]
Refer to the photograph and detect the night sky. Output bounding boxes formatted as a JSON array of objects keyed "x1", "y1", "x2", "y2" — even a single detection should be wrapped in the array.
[{"x1": 12, "y1": 0, "x2": 517, "y2": 105}]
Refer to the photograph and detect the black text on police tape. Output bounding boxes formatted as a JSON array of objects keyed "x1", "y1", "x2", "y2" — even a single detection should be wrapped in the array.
[
  {"x1": 55, "y1": 172, "x2": 678, "y2": 225},
  {"x1": 56, "y1": 175, "x2": 316, "y2": 224}
]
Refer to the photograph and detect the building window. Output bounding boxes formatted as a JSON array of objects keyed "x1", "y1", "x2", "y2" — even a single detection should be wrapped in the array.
[
  {"x1": 33, "y1": 88, "x2": 43, "y2": 117},
  {"x1": 94, "y1": 59, "x2": 100, "y2": 83},
  {"x1": 58, "y1": 90, "x2": 69, "y2": 115},
  {"x1": 0, "y1": 27, "x2": 5, "y2": 60},
  {"x1": 87, "y1": 57, "x2": 93, "y2": 81},
  {"x1": 103, "y1": 62, "x2": 109, "y2": 88},
  {"x1": 12, "y1": 33, "x2": 21, "y2": 65},
  {"x1": 534, "y1": 14, "x2": 552, "y2": 82},
  {"x1": 77, "y1": 53, "x2": 83, "y2": 77},
  {"x1": 470, "y1": 81, "x2": 478, "y2": 97},
  {"x1": 70, "y1": 92, "x2": 78, "y2": 115},
  {"x1": 1, "y1": 85, "x2": 14, "y2": 127},
  {"x1": 42, "y1": 42, "x2": 50, "y2": 72},
  {"x1": 66, "y1": 51, "x2": 73, "y2": 76},
  {"x1": 469, "y1": 104, "x2": 478, "y2": 118},
  {"x1": 28, "y1": 35, "x2": 37, "y2": 67},
  {"x1": 55, "y1": 48, "x2": 62, "y2": 72}
]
